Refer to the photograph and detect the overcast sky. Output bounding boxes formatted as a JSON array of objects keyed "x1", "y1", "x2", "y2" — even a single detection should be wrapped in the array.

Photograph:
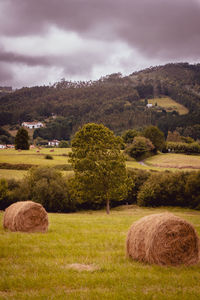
[{"x1": 0, "y1": 0, "x2": 200, "y2": 88}]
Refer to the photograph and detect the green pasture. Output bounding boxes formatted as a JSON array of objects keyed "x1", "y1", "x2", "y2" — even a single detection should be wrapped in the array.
[
  {"x1": 0, "y1": 149, "x2": 73, "y2": 180},
  {"x1": 0, "y1": 148, "x2": 70, "y2": 166},
  {"x1": 1, "y1": 206, "x2": 200, "y2": 299},
  {"x1": 148, "y1": 97, "x2": 189, "y2": 115}
]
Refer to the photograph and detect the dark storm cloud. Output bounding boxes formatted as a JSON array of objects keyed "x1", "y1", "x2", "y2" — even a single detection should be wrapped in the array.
[{"x1": 1, "y1": 0, "x2": 200, "y2": 60}]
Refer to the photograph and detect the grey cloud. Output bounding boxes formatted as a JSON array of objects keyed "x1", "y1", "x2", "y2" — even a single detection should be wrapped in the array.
[
  {"x1": 0, "y1": 45, "x2": 107, "y2": 74},
  {"x1": 0, "y1": 62, "x2": 14, "y2": 83}
]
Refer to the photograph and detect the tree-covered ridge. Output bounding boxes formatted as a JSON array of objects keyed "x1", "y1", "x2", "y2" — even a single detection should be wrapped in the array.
[{"x1": 0, "y1": 63, "x2": 200, "y2": 139}]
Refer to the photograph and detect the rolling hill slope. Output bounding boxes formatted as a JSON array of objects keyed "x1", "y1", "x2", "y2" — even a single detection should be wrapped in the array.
[{"x1": 0, "y1": 62, "x2": 200, "y2": 139}]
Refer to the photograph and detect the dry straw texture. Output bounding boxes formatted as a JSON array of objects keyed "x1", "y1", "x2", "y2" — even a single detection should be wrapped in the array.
[
  {"x1": 3, "y1": 201, "x2": 48, "y2": 233},
  {"x1": 126, "y1": 213, "x2": 200, "y2": 266}
]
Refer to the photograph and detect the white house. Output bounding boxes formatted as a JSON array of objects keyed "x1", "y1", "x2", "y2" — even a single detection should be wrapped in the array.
[
  {"x1": 146, "y1": 103, "x2": 153, "y2": 108},
  {"x1": 22, "y1": 122, "x2": 43, "y2": 129},
  {"x1": 48, "y1": 140, "x2": 60, "y2": 147},
  {"x1": 0, "y1": 144, "x2": 6, "y2": 149}
]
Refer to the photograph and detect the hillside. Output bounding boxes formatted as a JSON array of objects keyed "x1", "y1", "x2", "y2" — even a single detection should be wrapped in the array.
[{"x1": 0, "y1": 62, "x2": 200, "y2": 140}]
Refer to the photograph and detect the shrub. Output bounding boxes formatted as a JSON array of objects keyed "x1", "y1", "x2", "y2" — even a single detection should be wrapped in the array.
[
  {"x1": 125, "y1": 136, "x2": 155, "y2": 160},
  {"x1": 0, "y1": 179, "x2": 9, "y2": 209},
  {"x1": 45, "y1": 154, "x2": 53, "y2": 160},
  {"x1": 185, "y1": 172, "x2": 200, "y2": 209},
  {"x1": 125, "y1": 169, "x2": 150, "y2": 204},
  {"x1": 137, "y1": 172, "x2": 189, "y2": 207},
  {"x1": 15, "y1": 167, "x2": 76, "y2": 212},
  {"x1": 181, "y1": 136, "x2": 195, "y2": 144},
  {"x1": 58, "y1": 140, "x2": 70, "y2": 148},
  {"x1": 54, "y1": 164, "x2": 73, "y2": 171},
  {"x1": 167, "y1": 142, "x2": 200, "y2": 154}
]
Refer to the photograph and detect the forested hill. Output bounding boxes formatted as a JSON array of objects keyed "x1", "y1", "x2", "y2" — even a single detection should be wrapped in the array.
[{"x1": 0, "y1": 62, "x2": 200, "y2": 139}]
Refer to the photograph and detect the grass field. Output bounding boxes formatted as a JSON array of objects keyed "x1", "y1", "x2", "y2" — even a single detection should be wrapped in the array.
[
  {"x1": 1, "y1": 206, "x2": 200, "y2": 299},
  {"x1": 148, "y1": 97, "x2": 189, "y2": 115},
  {"x1": 145, "y1": 153, "x2": 200, "y2": 170},
  {"x1": 0, "y1": 148, "x2": 73, "y2": 180},
  {"x1": 0, "y1": 148, "x2": 70, "y2": 166},
  {"x1": 0, "y1": 149, "x2": 200, "y2": 180}
]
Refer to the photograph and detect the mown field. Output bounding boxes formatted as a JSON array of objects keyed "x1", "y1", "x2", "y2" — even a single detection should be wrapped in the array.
[
  {"x1": 1, "y1": 206, "x2": 200, "y2": 300},
  {"x1": 145, "y1": 153, "x2": 200, "y2": 170},
  {"x1": 148, "y1": 97, "x2": 189, "y2": 115}
]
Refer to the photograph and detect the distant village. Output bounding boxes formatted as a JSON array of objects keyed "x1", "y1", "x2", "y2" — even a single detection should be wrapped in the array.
[{"x1": 0, "y1": 120, "x2": 60, "y2": 149}]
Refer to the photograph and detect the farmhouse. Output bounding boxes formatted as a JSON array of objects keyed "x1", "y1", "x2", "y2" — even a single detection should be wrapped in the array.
[
  {"x1": 0, "y1": 144, "x2": 6, "y2": 149},
  {"x1": 147, "y1": 103, "x2": 153, "y2": 108},
  {"x1": 48, "y1": 140, "x2": 60, "y2": 147},
  {"x1": 22, "y1": 122, "x2": 43, "y2": 129}
]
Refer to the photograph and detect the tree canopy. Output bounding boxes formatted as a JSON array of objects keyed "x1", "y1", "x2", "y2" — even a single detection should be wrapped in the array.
[
  {"x1": 69, "y1": 123, "x2": 131, "y2": 214},
  {"x1": 21, "y1": 167, "x2": 73, "y2": 212},
  {"x1": 122, "y1": 129, "x2": 140, "y2": 144},
  {"x1": 143, "y1": 125, "x2": 165, "y2": 151}
]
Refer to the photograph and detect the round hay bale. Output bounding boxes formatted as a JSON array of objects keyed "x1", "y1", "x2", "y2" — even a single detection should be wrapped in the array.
[
  {"x1": 3, "y1": 201, "x2": 48, "y2": 233},
  {"x1": 126, "y1": 213, "x2": 199, "y2": 266}
]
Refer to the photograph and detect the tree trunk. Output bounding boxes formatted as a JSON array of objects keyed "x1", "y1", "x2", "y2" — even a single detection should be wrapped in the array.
[{"x1": 106, "y1": 198, "x2": 110, "y2": 214}]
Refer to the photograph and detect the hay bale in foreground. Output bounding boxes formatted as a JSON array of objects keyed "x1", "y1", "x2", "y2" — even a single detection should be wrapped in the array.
[
  {"x1": 126, "y1": 213, "x2": 199, "y2": 266},
  {"x1": 3, "y1": 201, "x2": 48, "y2": 233}
]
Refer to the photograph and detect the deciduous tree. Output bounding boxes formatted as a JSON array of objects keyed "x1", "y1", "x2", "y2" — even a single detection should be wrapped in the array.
[{"x1": 69, "y1": 123, "x2": 131, "y2": 214}]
